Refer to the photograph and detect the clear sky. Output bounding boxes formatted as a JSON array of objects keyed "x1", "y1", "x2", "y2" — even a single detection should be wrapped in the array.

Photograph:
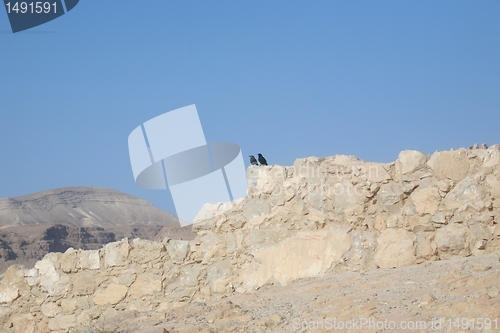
[{"x1": 1, "y1": 1, "x2": 499, "y2": 216}]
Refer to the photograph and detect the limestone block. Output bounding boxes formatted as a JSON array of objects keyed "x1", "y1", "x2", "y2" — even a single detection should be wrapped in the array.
[
  {"x1": 416, "y1": 235, "x2": 435, "y2": 260},
  {"x1": 285, "y1": 195, "x2": 309, "y2": 216},
  {"x1": 75, "y1": 296, "x2": 91, "y2": 310},
  {"x1": 444, "y1": 177, "x2": 488, "y2": 211},
  {"x1": 130, "y1": 238, "x2": 165, "y2": 264},
  {"x1": 244, "y1": 230, "x2": 351, "y2": 288},
  {"x1": 376, "y1": 183, "x2": 404, "y2": 213},
  {"x1": 197, "y1": 231, "x2": 218, "y2": 256},
  {"x1": 118, "y1": 270, "x2": 137, "y2": 287},
  {"x1": 61, "y1": 298, "x2": 77, "y2": 314},
  {"x1": 24, "y1": 268, "x2": 39, "y2": 287},
  {"x1": 470, "y1": 223, "x2": 491, "y2": 240},
  {"x1": 41, "y1": 302, "x2": 60, "y2": 317},
  {"x1": 72, "y1": 271, "x2": 96, "y2": 295},
  {"x1": 427, "y1": 150, "x2": 470, "y2": 181},
  {"x1": 410, "y1": 186, "x2": 441, "y2": 215},
  {"x1": 396, "y1": 150, "x2": 428, "y2": 175},
  {"x1": 0, "y1": 265, "x2": 26, "y2": 304},
  {"x1": 436, "y1": 179, "x2": 454, "y2": 193},
  {"x1": 435, "y1": 223, "x2": 471, "y2": 257},
  {"x1": 207, "y1": 259, "x2": 231, "y2": 292},
  {"x1": 242, "y1": 199, "x2": 270, "y2": 220},
  {"x1": 363, "y1": 162, "x2": 391, "y2": 183},
  {"x1": 374, "y1": 229, "x2": 416, "y2": 268},
  {"x1": 431, "y1": 212, "x2": 448, "y2": 224},
  {"x1": 166, "y1": 239, "x2": 190, "y2": 261},
  {"x1": 60, "y1": 248, "x2": 78, "y2": 273},
  {"x1": 178, "y1": 264, "x2": 202, "y2": 288},
  {"x1": 93, "y1": 283, "x2": 128, "y2": 305},
  {"x1": 78, "y1": 249, "x2": 101, "y2": 270},
  {"x1": 409, "y1": 215, "x2": 433, "y2": 232},
  {"x1": 129, "y1": 272, "x2": 162, "y2": 297},
  {"x1": 128, "y1": 299, "x2": 154, "y2": 313},
  {"x1": 328, "y1": 179, "x2": 366, "y2": 214},
  {"x1": 35, "y1": 253, "x2": 69, "y2": 296},
  {"x1": 105, "y1": 238, "x2": 129, "y2": 268}
]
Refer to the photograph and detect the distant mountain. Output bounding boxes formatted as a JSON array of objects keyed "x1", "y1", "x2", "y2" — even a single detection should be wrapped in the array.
[
  {"x1": 0, "y1": 186, "x2": 179, "y2": 228},
  {"x1": 0, "y1": 187, "x2": 195, "y2": 273}
]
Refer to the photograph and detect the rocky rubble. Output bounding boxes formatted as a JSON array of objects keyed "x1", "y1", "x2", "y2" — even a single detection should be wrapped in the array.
[{"x1": 0, "y1": 146, "x2": 499, "y2": 332}]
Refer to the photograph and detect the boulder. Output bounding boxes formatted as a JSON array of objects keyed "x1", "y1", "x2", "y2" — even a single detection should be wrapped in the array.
[
  {"x1": 396, "y1": 150, "x2": 428, "y2": 175},
  {"x1": 374, "y1": 229, "x2": 416, "y2": 268},
  {"x1": 444, "y1": 177, "x2": 488, "y2": 212},
  {"x1": 427, "y1": 150, "x2": 469, "y2": 181},
  {"x1": 244, "y1": 230, "x2": 351, "y2": 288},
  {"x1": 410, "y1": 186, "x2": 441, "y2": 215}
]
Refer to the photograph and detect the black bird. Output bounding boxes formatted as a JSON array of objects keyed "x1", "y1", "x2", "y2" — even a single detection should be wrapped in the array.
[
  {"x1": 258, "y1": 153, "x2": 268, "y2": 166},
  {"x1": 249, "y1": 155, "x2": 259, "y2": 166}
]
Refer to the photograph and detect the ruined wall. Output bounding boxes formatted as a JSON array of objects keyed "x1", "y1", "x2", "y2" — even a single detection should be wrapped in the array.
[{"x1": 1, "y1": 146, "x2": 499, "y2": 332}]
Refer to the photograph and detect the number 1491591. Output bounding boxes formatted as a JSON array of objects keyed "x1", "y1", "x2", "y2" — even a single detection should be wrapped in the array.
[{"x1": 5, "y1": 2, "x2": 57, "y2": 14}]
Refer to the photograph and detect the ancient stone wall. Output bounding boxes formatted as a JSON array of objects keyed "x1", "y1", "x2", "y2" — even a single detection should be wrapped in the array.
[{"x1": 1, "y1": 146, "x2": 499, "y2": 332}]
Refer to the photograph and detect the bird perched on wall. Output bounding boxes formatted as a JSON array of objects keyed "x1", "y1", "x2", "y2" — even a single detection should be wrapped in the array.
[
  {"x1": 249, "y1": 155, "x2": 259, "y2": 166},
  {"x1": 258, "y1": 153, "x2": 268, "y2": 166}
]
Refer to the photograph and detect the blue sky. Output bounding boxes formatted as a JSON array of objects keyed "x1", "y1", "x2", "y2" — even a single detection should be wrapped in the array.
[{"x1": 1, "y1": 1, "x2": 499, "y2": 216}]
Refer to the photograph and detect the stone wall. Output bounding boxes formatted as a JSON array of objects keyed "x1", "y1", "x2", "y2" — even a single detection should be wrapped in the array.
[{"x1": 1, "y1": 146, "x2": 499, "y2": 332}]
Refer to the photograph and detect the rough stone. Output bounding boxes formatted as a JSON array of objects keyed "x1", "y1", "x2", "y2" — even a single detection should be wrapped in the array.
[
  {"x1": 93, "y1": 284, "x2": 128, "y2": 306},
  {"x1": 166, "y1": 239, "x2": 190, "y2": 261},
  {"x1": 427, "y1": 150, "x2": 469, "y2": 181},
  {"x1": 374, "y1": 228, "x2": 416, "y2": 268},
  {"x1": 411, "y1": 186, "x2": 441, "y2": 215},
  {"x1": 444, "y1": 177, "x2": 488, "y2": 212},
  {"x1": 396, "y1": 150, "x2": 428, "y2": 175},
  {"x1": 241, "y1": 199, "x2": 270, "y2": 220},
  {"x1": 435, "y1": 223, "x2": 471, "y2": 257},
  {"x1": 104, "y1": 238, "x2": 129, "y2": 267},
  {"x1": 129, "y1": 272, "x2": 162, "y2": 297},
  {"x1": 244, "y1": 230, "x2": 351, "y2": 288},
  {"x1": 130, "y1": 238, "x2": 164, "y2": 264},
  {"x1": 78, "y1": 249, "x2": 101, "y2": 270}
]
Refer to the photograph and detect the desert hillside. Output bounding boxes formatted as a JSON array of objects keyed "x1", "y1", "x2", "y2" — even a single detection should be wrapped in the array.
[
  {"x1": 0, "y1": 146, "x2": 499, "y2": 332},
  {"x1": 0, "y1": 187, "x2": 179, "y2": 228},
  {"x1": 0, "y1": 187, "x2": 194, "y2": 273}
]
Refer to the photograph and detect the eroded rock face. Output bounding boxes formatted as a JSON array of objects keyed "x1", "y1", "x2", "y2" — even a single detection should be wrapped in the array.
[
  {"x1": 1, "y1": 145, "x2": 500, "y2": 332},
  {"x1": 0, "y1": 187, "x2": 195, "y2": 274}
]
